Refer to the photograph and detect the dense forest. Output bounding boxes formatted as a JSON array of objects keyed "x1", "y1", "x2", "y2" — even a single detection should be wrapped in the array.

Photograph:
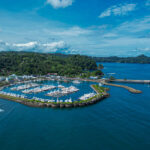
[
  {"x1": 93, "y1": 55, "x2": 150, "y2": 64},
  {"x1": 0, "y1": 52, "x2": 97, "y2": 76}
]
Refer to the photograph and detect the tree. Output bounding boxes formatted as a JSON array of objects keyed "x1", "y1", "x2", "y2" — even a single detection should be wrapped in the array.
[{"x1": 98, "y1": 64, "x2": 104, "y2": 70}]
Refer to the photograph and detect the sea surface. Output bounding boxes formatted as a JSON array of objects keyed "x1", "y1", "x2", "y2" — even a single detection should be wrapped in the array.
[{"x1": 0, "y1": 63, "x2": 150, "y2": 150}]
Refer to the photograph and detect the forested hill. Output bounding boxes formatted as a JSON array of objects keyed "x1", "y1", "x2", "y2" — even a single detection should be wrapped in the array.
[
  {"x1": 93, "y1": 55, "x2": 150, "y2": 64},
  {"x1": 0, "y1": 51, "x2": 97, "y2": 76}
]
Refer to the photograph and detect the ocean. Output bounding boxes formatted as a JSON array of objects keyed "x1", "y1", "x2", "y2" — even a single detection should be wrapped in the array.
[{"x1": 0, "y1": 63, "x2": 150, "y2": 150}]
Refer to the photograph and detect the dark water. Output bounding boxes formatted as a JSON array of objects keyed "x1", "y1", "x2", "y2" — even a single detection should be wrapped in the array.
[{"x1": 0, "y1": 63, "x2": 150, "y2": 150}]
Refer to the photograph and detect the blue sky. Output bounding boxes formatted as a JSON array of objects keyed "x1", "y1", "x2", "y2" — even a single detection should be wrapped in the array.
[{"x1": 0, "y1": 0, "x2": 150, "y2": 56}]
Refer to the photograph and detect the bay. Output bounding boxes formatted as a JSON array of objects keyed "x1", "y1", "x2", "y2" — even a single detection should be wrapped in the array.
[{"x1": 0, "y1": 63, "x2": 150, "y2": 150}]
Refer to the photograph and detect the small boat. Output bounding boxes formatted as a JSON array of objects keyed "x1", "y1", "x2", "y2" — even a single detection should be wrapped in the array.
[
  {"x1": 73, "y1": 80, "x2": 80, "y2": 84},
  {"x1": 99, "y1": 83, "x2": 103, "y2": 87}
]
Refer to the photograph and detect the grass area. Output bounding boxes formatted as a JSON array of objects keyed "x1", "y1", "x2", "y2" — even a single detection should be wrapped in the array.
[
  {"x1": 92, "y1": 84, "x2": 108, "y2": 93},
  {"x1": 0, "y1": 94, "x2": 30, "y2": 102}
]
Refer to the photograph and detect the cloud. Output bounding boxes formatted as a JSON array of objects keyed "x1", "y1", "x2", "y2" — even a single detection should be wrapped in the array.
[
  {"x1": 46, "y1": 0, "x2": 74, "y2": 9},
  {"x1": 137, "y1": 47, "x2": 150, "y2": 51},
  {"x1": 99, "y1": 3, "x2": 137, "y2": 18},
  {"x1": 50, "y1": 26, "x2": 91, "y2": 36},
  {"x1": 115, "y1": 16, "x2": 150, "y2": 33},
  {"x1": 42, "y1": 41, "x2": 68, "y2": 52},
  {"x1": 0, "y1": 40, "x2": 78, "y2": 54},
  {"x1": 146, "y1": 0, "x2": 150, "y2": 6},
  {"x1": 13, "y1": 42, "x2": 38, "y2": 50},
  {"x1": 103, "y1": 33, "x2": 118, "y2": 38}
]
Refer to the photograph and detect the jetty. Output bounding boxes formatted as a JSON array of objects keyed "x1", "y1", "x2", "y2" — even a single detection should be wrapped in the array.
[
  {"x1": 102, "y1": 81, "x2": 142, "y2": 94},
  {"x1": 109, "y1": 79, "x2": 150, "y2": 84},
  {"x1": 67, "y1": 78, "x2": 143, "y2": 94}
]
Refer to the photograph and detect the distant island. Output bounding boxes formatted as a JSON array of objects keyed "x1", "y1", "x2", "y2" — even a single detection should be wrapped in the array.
[{"x1": 93, "y1": 54, "x2": 150, "y2": 64}]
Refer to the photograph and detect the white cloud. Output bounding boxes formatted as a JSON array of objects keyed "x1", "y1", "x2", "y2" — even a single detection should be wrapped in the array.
[
  {"x1": 42, "y1": 41, "x2": 68, "y2": 52},
  {"x1": 13, "y1": 42, "x2": 38, "y2": 49},
  {"x1": 0, "y1": 40, "x2": 78, "y2": 54},
  {"x1": 99, "y1": 3, "x2": 137, "y2": 18},
  {"x1": 146, "y1": 0, "x2": 150, "y2": 6},
  {"x1": 51, "y1": 26, "x2": 91, "y2": 36},
  {"x1": 103, "y1": 33, "x2": 118, "y2": 38},
  {"x1": 115, "y1": 16, "x2": 150, "y2": 33},
  {"x1": 46, "y1": 0, "x2": 74, "y2": 8},
  {"x1": 137, "y1": 47, "x2": 150, "y2": 51},
  {"x1": 0, "y1": 40, "x2": 10, "y2": 51}
]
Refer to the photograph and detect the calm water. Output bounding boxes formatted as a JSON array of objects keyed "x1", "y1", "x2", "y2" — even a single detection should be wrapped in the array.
[
  {"x1": 0, "y1": 63, "x2": 150, "y2": 150},
  {"x1": 2, "y1": 80, "x2": 96, "y2": 102}
]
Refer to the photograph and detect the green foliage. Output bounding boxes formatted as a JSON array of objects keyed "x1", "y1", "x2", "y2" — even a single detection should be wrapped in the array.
[
  {"x1": 0, "y1": 52, "x2": 97, "y2": 76},
  {"x1": 94, "y1": 55, "x2": 150, "y2": 64},
  {"x1": 109, "y1": 76, "x2": 115, "y2": 81},
  {"x1": 80, "y1": 70, "x2": 103, "y2": 78},
  {"x1": 98, "y1": 64, "x2": 104, "y2": 69},
  {"x1": 92, "y1": 84, "x2": 106, "y2": 93}
]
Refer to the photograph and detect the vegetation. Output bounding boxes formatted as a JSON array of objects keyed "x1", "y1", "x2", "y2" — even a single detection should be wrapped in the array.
[
  {"x1": 94, "y1": 54, "x2": 150, "y2": 64},
  {"x1": 92, "y1": 84, "x2": 108, "y2": 93},
  {"x1": 79, "y1": 70, "x2": 103, "y2": 79},
  {"x1": 0, "y1": 51, "x2": 98, "y2": 76},
  {"x1": 0, "y1": 94, "x2": 30, "y2": 102},
  {"x1": 109, "y1": 76, "x2": 115, "y2": 81},
  {"x1": 98, "y1": 64, "x2": 104, "y2": 69}
]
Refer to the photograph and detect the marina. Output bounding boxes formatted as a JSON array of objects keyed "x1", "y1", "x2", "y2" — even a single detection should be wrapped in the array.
[
  {"x1": 0, "y1": 79, "x2": 104, "y2": 105},
  {"x1": 47, "y1": 86, "x2": 79, "y2": 97}
]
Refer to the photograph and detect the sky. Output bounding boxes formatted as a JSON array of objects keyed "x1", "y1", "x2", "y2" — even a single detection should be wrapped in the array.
[{"x1": 0, "y1": 0, "x2": 150, "y2": 56}]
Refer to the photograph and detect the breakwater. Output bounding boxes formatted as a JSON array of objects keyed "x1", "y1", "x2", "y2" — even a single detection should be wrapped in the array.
[
  {"x1": 0, "y1": 94, "x2": 109, "y2": 108},
  {"x1": 67, "y1": 78, "x2": 143, "y2": 94},
  {"x1": 109, "y1": 79, "x2": 150, "y2": 84},
  {"x1": 102, "y1": 82, "x2": 142, "y2": 94}
]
